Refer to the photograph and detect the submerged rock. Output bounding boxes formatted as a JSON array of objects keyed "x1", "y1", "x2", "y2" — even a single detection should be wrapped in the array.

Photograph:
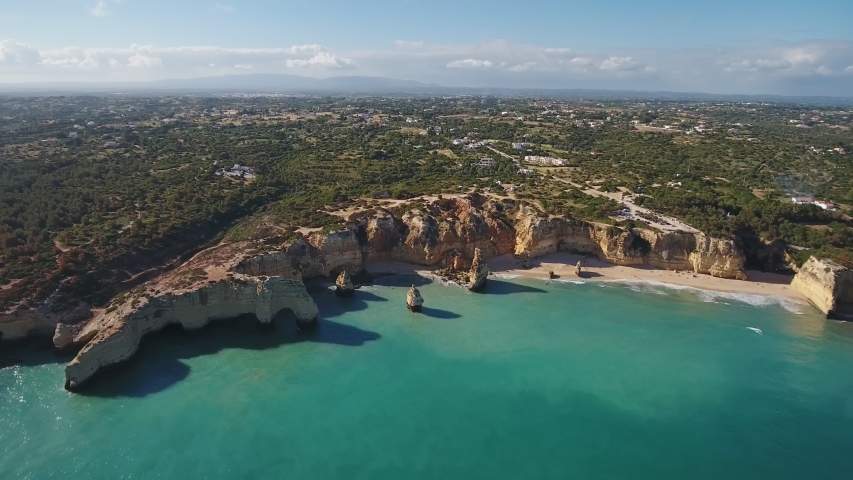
[
  {"x1": 407, "y1": 285, "x2": 424, "y2": 313},
  {"x1": 335, "y1": 270, "x2": 354, "y2": 297}
]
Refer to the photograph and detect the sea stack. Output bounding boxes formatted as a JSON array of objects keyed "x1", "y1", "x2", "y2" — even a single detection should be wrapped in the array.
[
  {"x1": 575, "y1": 260, "x2": 583, "y2": 277},
  {"x1": 468, "y1": 248, "x2": 489, "y2": 292},
  {"x1": 407, "y1": 285, "x2": 424, "y2": 313},
  {"x1": 335, "y1": 270, "x2": 354, "y2": 297}
]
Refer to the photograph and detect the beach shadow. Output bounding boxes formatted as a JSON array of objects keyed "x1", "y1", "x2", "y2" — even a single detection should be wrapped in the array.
[
  {"x1": 79, "y1": 314, "x2": 381, "y2": 399},
  {"x1": 483, "y1": 279, "x2": 547, "y2": 295},
  {"x1": 316, "y1": 288, "x2": 390, "y2": 319},
  {"x1": 372, "y1": 273, "x2": 434, "y2": 288},
  {"x1": 578, "y1": 271, "x2": 603, "y2": 279},
  {"x1": 1, "y1": 336, "x2": 73, "y2": 369},
  {"x1": 419, "y1": 306, "x2": 462, "y2": 320}
]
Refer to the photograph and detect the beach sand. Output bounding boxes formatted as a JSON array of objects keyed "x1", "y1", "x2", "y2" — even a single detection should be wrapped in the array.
[{"x1": 367, "y1": 252, "x2": 806, "y2": 303}]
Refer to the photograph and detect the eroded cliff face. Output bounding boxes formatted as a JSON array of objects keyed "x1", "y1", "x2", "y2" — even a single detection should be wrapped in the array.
[
  {"x1": 792, "y1": 257, "x2": 853, "y2": 319},
  {"x1": 38, "y1": 194, "x2": 750, "y2": 391},
  {"x1": 0, "y1": 301, "x2": 91, "y2": 341},
  {"x1": 512, "y1": 206, "x2": 746, "y2": 279},
  {"x1": 61, "y1": 248, "x2": 319, "y2": 390},
  {"x1": 468, "y1": 248, "x2": 489, "y2": 292}
]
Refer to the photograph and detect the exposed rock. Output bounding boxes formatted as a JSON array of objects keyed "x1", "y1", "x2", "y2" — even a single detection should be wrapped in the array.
[
  {"x1": 38, "y1": 193, "x2": 753, "y2": 391},
  {"x1": 407, "y1": 285, "x2": 424, "y2": 313},
  {"x1": 576, "y1": 260, "x2": 583, "y2": 277},
  {"x1": 548, "y1": 271, "x2": 556, "y2": 279},
  {"x1": 60, "y1": 241, "x2": 321, "y2": 391},
  {"x1": 512, "y1": 206, "x2": 745, "y2": 279},
  {"x1": 791, "y1": 257, "x2": 853, "y2": 319},
  {"x1": 468, "y1": 248, "x2": 489, "y2": 291},
  {"x1": 335, "y1": 271, "x2": 354, "y2": 297},
  {"x1": 0, "y1": 301, "x2": 91, "y2": 342}
]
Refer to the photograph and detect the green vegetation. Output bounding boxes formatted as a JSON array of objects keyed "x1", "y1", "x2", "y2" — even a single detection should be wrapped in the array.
[{"x1": 1, "y1": 94, "x2": 852, "y2": 309}]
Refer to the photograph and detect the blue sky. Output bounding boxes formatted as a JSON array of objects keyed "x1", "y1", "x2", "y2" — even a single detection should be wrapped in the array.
[{"x1": 2, "y1": 0, "x2": 853, "y2": 95}]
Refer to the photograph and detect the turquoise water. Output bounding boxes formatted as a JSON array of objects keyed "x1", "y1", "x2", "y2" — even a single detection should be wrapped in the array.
[{"x1": 3, "y1": 276, "x2": 853, "y2": 479}]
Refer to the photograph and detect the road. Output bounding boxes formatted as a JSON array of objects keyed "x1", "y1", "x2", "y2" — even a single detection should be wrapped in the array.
[{"x1": 551, "y1": 177, "x2": 699, "y2": 233}]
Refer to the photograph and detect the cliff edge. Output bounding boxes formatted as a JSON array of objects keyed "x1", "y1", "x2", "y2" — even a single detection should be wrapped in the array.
[
  {"x1": 25, "y1": 194, "x2": 750, "y2": 391},
  {"x1": 791, "y1": 257, "x2": 853, "y2": 319}
]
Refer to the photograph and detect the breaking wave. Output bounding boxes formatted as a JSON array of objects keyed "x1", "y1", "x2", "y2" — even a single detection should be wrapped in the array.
[{"x1": 604, "y1": 279, "x2": 805, "y2": 314}]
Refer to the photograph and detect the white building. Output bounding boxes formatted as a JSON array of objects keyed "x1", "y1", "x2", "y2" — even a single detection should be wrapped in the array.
[
  {"x1": 478, "y1": 158, "x2": 495, "y2": 167},
  {"x1": 791, "y1": 196, "x2": 815, "y2": 205},
  {"x1": 525, "y1": 155, "x2": 570, "y2": 166},
  {"x1": 220, "y1": 164, "x2": 255, "y2": 179},
  {"x1": 814, "y1": 201, "x2": 837, "y2": 211}
]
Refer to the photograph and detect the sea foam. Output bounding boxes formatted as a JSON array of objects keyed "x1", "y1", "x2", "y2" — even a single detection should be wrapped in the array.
[{"x1": 602, "y1": 279, "x2": 805, "y2": 314}]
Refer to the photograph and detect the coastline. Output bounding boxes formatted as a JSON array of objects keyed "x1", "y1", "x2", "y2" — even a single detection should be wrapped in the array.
[{"x1": 367, "y1": 252, "x2": 807, "y2": 303}]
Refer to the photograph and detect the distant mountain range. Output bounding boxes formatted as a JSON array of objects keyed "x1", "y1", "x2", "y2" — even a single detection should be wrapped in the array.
[
  {"x1": 1, "y1": 73, "x2": 852, "y2": 104},
  {"x1": 0, "y1": 74, "x2": 442, "y2": 94}
]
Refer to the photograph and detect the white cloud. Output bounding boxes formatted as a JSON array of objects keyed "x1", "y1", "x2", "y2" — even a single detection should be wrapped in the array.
[
  {"x1": 508, "y1": 62, "x2": 536, "y2": 72},
  {"x1": 600, "y1": 56, "x2": 643, "y2": 71},
  {"x1": 234, "y1": 64, "x2": 252, "y2": 69},
  {"x1": 2, "y1": 38, "x2": 853, "y2": 96},
  {"x1": 395, "y1": 40, "x2": 424, "y2": 48},
  {"x1": 88, "y1": 0, "x2": 111, "y2": 17},
  {"x1": 0, "y1": 40, "x2": 41, "y2": 66},
  {"x1": 286, "y1": 52, "x2": 355, "y2": 69},
  {"x1": 214, "y1": 3, "x2": 233, "y2": 13},
  {"x1": 127, "y1": 53, "x2": 162, "y2": 68},
  {"x1": 289, "y1": 45, "x2": 323, "y2": 54},
  {"x1": 447, "y1": 59, "x2": 493, "y2": 69}
]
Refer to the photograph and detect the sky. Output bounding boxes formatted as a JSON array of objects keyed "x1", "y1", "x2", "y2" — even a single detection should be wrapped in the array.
[{"x1": 1, "y1": 0, "x2": 853, "y2": 96}]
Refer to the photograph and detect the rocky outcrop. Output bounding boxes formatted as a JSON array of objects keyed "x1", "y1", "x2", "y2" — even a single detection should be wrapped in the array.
[
  {"x1": 0, "y1": 301, "x2": 91, "y2": 341},
  {"x1": 468, "y1": 248, "x2": 489, "y2": 292},
  {"x1": 512, "y1": 206, "x2": 745, "y2": 279},
  {"x1": 39, "y1": 193, "x2": 752, "y2": 391},
  {"x1": 335, "y1": 271, "x2": 354, "y2": 297},
  {"x1": 792, "y1": 257, "x2": 853, "y2": 319},
  {"x1": 60, "y1": 245, "x2": 319, "y2": 390},
  {"x1": 407, "y1": 285, "x2": 424, "y2": 312}
]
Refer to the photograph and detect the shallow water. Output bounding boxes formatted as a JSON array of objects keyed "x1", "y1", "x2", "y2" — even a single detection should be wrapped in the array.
[{"x1": 3, "y1": 276, "x2": 853, "y2": 479}]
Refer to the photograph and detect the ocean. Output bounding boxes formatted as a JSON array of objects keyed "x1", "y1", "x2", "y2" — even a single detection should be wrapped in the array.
[{"x1": 2, "y1": 275, "x2": 853, "y2": 479}]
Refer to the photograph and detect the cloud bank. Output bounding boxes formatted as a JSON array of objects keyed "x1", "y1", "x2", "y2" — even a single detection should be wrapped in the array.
[{"x1": 1, "y1": 38, "x2": 852, "y2": 96}]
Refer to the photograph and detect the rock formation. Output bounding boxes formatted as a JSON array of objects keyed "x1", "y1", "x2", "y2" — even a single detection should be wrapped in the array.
[
  {"x1": 791, "y1": 257, "x2": 853, "y2": 319},
  {"x1": 0, "y1": 193, "x2": 759, "y2": 391},
  {"x1": 0, "y1": 300, "x2": 91, "y2": 342},
  {"x1": 575, "y1": 260, "x2": 583, "y2": 277},
  {"x1": 335, "y1": 271, "x2": 354, "y2": 297},
  {"x1": 512, "y1": 205, "x2": 746, "y2": 279},
  {"x1": 407, "y1": 285, "x2": 424, "y2": 313},
  {"x1": 59, "y1": 243, "x2": 319, "y2": 391},
  {"x1": 468, "y1": 248, "x2": 489, "y2": 292}
]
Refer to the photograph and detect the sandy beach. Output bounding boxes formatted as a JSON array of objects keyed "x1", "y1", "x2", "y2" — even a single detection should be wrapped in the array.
[{"x1": 367, "y1": 252, "x2": 807, "y2": 303}]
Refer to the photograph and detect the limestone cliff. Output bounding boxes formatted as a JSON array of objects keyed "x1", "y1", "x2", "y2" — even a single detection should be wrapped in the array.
[
  {"x1": 468, "y1": 248, "x2": 489, "y2": 292},
  {"x1": 512, "y1": 206, "x2": 746, "y2": 279},
  {"x1": 60, "y1": 244, "x2": 319, "y2": 390},
  {"x1": 40, "y1": 194, "x2": 752, "y2": 391},
  {"x1": 792, "y1": 257, "x2": 853, "y2": 319},
  {"x1": 1, "y1": 301, "x2": 91, "y2": 341}
]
